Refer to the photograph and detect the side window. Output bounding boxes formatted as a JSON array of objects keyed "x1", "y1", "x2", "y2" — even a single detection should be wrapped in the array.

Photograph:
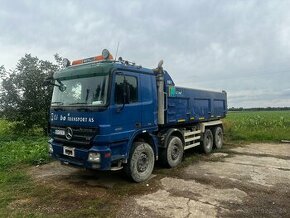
[
  {"x1": 125, "y1": 76, "x2": 138, "y2": 103},
  {"x1": 115, "y1": 75, "x2": 138, "y2": 104},
  {"x1": 115, "y1": 75, "x2": 124, "y2": 104}
]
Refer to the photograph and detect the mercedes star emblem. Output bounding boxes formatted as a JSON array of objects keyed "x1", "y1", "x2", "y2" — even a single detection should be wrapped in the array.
[{"x1": 65, "y1": 127, "x2": 73, "y2": 140}]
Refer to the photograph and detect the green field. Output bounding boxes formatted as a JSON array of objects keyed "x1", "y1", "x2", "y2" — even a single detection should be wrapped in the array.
[
  {"x1": 0, "y1": 120, "x2": 49, "y2": 171},
  {"x1": 224, "y1": 110, "x2": 290, "y2": 142},
  {"x1": 0, "y1": 120, "x2": 50, "y2": 216},
  {"x1": 0, "y1": 110, "x2": 289, "y2": 216}
]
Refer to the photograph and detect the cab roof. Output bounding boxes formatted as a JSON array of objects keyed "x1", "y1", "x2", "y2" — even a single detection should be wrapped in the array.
[{"x1": 54, "y1": 61, "x2": 155, "y2": 80}]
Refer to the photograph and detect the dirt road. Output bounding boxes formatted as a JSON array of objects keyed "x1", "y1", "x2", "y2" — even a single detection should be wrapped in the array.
[{"x1": 30, "y1": 143, "x2": 290, "y2": 217}]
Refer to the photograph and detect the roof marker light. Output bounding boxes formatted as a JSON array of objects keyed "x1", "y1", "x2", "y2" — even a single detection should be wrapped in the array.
[
  {"x1": 102, "y1": 49, "x2": 110, "y2": 59},
  {"x1": 71, "y1": 49, "x2": 113, "y2": 66},
  {"x1": 62, "y1": 58, "x2": 71, "y2": 67}
]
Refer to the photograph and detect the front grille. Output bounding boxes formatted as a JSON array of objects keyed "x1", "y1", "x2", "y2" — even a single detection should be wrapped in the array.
[{"x1": 51, "y1": 126, "x2": 98, "y2": 148}]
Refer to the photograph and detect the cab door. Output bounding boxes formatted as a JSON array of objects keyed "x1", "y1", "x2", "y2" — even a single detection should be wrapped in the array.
[{"x1": 110, "y1": 71, "x2": 142, "y2": 142}]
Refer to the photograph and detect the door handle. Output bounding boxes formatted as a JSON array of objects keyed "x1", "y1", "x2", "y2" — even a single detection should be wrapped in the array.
[{"x1": 135, "y1": 122, "x2": 141, "y2": 128}]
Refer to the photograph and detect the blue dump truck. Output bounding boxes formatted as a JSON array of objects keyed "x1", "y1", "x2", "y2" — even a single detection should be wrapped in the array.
[{"x1": 45, "y1": 49, "x2": 227, "y2": 182}]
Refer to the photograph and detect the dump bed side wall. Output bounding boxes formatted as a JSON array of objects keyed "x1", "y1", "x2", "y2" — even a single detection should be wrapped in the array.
[{"x1": 165, "y1": 85, "x2": 227, "y2": 125}]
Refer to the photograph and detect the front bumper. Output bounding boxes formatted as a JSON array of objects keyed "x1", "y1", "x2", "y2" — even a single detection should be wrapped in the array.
[{"x1": 49, "y1": 140, "x2": 112, "y2": 170}]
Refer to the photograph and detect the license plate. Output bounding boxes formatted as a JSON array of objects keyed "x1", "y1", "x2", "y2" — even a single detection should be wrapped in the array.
[
  {"x1": 55, "y1": 129, "x2": 65, "y2": 136},
  {"x1": 63, "y1": 146, "x2": 75, "y2": 157}
]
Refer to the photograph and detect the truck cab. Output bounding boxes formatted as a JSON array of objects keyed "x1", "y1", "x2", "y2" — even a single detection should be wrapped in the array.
[{"x1": 48, "y1": 50, "x2": 159, "y2": 182}]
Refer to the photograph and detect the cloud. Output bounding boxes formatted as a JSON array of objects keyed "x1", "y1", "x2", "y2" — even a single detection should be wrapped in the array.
[{"x1": 0, "y1": 0, "x2": 290, "y2": 107}]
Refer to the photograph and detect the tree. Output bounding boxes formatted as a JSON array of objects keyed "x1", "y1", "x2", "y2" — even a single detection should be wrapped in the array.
[{"x1": 0, "y1": 54, "x2": 62, "y2": 132}]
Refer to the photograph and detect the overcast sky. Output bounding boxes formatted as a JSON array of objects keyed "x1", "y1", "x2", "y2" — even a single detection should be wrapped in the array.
[{"x1": 1, "y1": 0, "x2": 290, "y2": 108}]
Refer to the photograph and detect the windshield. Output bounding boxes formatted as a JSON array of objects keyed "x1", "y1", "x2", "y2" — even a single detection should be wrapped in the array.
[{"x1": 51, "y1": 74, "x2": 109, "y2": 106}]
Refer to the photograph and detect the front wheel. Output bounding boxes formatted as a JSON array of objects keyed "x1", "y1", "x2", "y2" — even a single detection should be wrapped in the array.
[{"x1": 124, "y1": 142, "x2": 155, "y2": 183}]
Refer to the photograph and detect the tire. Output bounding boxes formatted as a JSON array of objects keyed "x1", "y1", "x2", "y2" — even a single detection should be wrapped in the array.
[
  {"x1": 213, "y1": 126, "x2": 223, "y2": 149},
  {"x1": 124, "y1": 142, "x2": 155, "y2": 183},
  {"x1": 201, "y1": 129, "x2": 213, "y2": 154},
  {"x1": 160, "y1": 136, "x2": 184, "y2": 168}
]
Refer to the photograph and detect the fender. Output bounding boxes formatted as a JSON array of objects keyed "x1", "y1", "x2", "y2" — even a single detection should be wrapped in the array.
[
  {"x1": 160, "y1": 128, "x2": 185, "y2": 148},
  {"x1": 126, "y1": 129, "x2": 159, "y2": 161},
  {"x1": 199, "y1": 120, "x2": 223, "y2": 133}
]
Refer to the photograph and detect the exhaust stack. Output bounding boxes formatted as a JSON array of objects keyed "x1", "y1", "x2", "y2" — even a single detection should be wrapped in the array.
[{"x1": 154, "y1": 60, "x2": 165, "y2": 125}]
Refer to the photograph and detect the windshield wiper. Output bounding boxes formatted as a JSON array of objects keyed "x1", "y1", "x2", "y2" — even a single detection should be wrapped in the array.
[
  {"x1": 69, "y1": 102, "x2": 92, "y2": 111},
  {"x1": 77, "y1": 108, "x2": 92, "y2": 112},
  {"x1": 51, "y1": 101, "x2": 64, "y2": 105},
  {"x1": 51, "y1": 102, "x2": 64, "y2": 111},
  {"x1": 53, "y1": 107, "x2": 64, "y2": 111},
  {"x1": 69, "y1": 102, "x2": 88, "y2": 105}
]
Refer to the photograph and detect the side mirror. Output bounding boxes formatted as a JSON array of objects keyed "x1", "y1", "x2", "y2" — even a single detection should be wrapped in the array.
[
  {"x1": 59, "y1": 84, "x2": 66, "y2": 92},
  {"x1": 43, "y1": 76, "x2": 54, "y2": 86},
  {"x1": 43, "y1": 77, "x2": 66, "y2": 92}
]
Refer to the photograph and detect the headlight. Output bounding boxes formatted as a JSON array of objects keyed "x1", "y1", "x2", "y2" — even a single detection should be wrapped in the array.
[
  {"x1": 48, "y1": 144, "x2": 53, "y2": 153},
  {"x1": 88, "y1": 152, "x2": 101, "y2": 163}
]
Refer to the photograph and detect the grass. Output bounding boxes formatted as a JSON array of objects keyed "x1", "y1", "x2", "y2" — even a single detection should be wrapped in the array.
[
  {"x1": 0, "y1": 120, "x2": 50, "y2": 170},
  {"x1": 0, "y1": 120, "x2": 52, "y2": 216},
  {"x1": 223, "y1": 110, "x2": 290, "y2": 142}
]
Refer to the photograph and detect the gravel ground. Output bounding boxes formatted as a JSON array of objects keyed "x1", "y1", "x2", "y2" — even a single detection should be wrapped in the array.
[
  {"x1": 30, "y1": 143, "x2": 290, "y2": 217},
  {"x1": 119, "y1": 143, "x2": 290, "y2": 217}
]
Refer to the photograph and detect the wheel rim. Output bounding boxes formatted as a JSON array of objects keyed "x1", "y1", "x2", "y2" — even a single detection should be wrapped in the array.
[
  {"x1": 216, "y1": 130, "x2": 223, "y2": 147},
  {"x1": 137, "y1": 152, "x2": 149, "y2": 172},
  {"x1": 206, "y1": 135, "x2": 211, "y2": 149},
  {"x1": 217, "y1": 132, "x2": 222, "y2": 145},
  {"x1": 171, "y1": 144, "x2": 180, "y2": 160}
]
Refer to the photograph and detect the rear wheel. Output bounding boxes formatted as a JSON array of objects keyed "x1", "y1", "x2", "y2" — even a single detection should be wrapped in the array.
[
  {"x1": 201, "y1": 129, "x2": 213, "y2": 154},
  {"x1": 160, "y1": 136, "x2": 184, "y2": 168},
  {"x1": 213, "y1": 126, "x2": 223, "y2": 149},
  {"x1": 124, "y1": 142, "x2": 155, "y2": 183}
]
